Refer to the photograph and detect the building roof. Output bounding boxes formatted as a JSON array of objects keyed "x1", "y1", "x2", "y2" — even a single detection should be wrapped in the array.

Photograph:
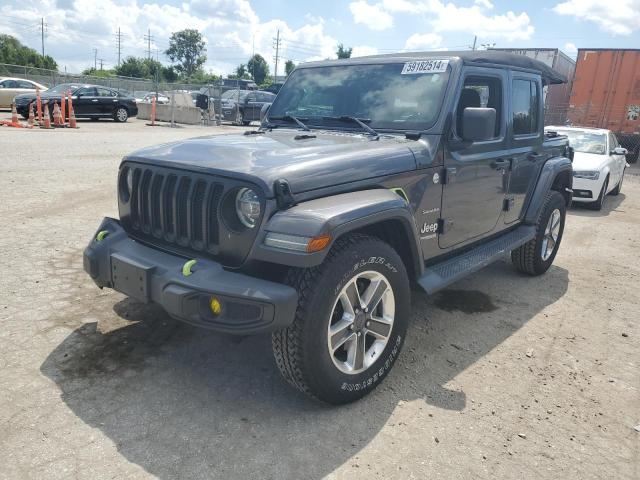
[{"x1": 300, "y1": 50, "x2": 567, "y2": 85}]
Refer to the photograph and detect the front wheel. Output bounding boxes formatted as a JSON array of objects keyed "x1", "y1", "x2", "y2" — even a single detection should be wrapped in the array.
[
  {"x1": 272, "y1": 234, "x2": 410, "y2": 404},
  {"x1": 234, "y1": 109, "x2": 244, "y2": 126},
  {"x1": 587, "y1": 176, "x2": 609, "y2": 211},
  {"x1": 512, "y1": 190, "x2": 566, "y2": 276},
  {"x1": 114, "y1": 107, "x2": 129, "y2": 123},
  {"x1": 610, "y1": 169, "x2": 625, "y2": 196}
]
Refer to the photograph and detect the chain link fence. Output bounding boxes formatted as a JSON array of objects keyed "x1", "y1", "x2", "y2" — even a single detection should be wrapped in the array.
[{"x1": 0, "y1": 62, "x2": 257, "y2": 126}]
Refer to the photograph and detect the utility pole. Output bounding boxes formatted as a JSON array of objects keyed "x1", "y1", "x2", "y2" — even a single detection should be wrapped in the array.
[
  {"x1": 40, "y1": 18, "x2": 45, "y2": 57},
  {"x1": 98, "y1": 58, "x2": 105, "y2": 70},
  {"x1": 115, "y1": 27, "x2": 123, "y2": 66},
  {"x1": 93, "y1": 48, "x2": 98, "y2": 71},
  {"x1": 272, "y1": 29, "x2": 281, "y2": 83},
  {"x1": 144, "y1": 29, "x2": 154, "y2": 60},
  {"x1": 472, "y1": 36, "x2": 477, "y2": 51},
  {"x1": 251, "y1": 34, "x2": 255, "y2": 80}
]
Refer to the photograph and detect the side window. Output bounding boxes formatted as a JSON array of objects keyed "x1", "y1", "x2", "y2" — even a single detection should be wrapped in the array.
[
  {"x1": 78, "y1": 87, "x2": 97, "y2": 97},
  {"x1": 17, "y1": 80, "x2": 34, "y2": 89},
  {"x1": 97, "y1": 87, "x2": 115, "y2": 97},
  {"x1": 609, "y1": 133, "x2": 618, "y2": 150},
  {"x1": 2, "y1": 80, "x2": 18, "y2": 88},
  {"x1": 456, "y1": 76, "x2": 503, "y2": 139},
  {"x1": 512, "y1": 79, "x2": 539, "y2": 136},
  {"x1": 246, "y1": 93, "x2": 257, "y2": 102}
]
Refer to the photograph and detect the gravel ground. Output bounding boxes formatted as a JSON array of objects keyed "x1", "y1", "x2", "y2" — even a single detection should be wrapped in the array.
[{"x1": 0, "y1": 116, "x2": 638, "y2": 479}]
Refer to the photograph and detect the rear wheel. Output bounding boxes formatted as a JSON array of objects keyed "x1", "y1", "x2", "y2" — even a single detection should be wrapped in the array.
[
  {"x1": 272, "y1": 234, "x2": 410, "y2": 404},
  {"x1": 234, "y1": 109, "x2": 244, "y2": 126},
  {"x1": 512, "y1": 190, "x2": 566, "y2": 276}
]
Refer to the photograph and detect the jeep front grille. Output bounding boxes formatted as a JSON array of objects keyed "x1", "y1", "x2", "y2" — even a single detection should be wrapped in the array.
[{"x1": 126, "y1": 166, "x2": 224, "y2": 253}]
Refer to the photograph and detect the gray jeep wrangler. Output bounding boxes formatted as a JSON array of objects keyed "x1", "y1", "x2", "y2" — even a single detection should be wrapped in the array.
[{"x1": 84, "y1": 51, "x2": 573, "y2": 404}]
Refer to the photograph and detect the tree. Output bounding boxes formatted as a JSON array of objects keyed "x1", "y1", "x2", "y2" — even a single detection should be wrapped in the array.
[
  {"x1": 285, "y1": 59, "x2": 295, "y2": 76},
  {"x1": 336, "y1": 43, "x2": 352, "y2": 59},
  {"x1": 0, "y1": 34, "x2": 57, "y2": 70},
  {"x1": 247, "y1": 54, "x2": 269, "y2": 84},
  {"x1": 165, "y1": 29, "x2": 206, "y2": 77},
  {"x1": 235, "y1": 63, "x2": 247, "y2": 78}
]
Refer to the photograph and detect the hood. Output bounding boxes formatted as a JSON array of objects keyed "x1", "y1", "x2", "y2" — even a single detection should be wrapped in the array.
[
  {"x1": 124, "y1": 130, "x2": 422, "y2": 197},
  {"x1": 572, "y1": 152, "x2": 608, "y2": 171}
]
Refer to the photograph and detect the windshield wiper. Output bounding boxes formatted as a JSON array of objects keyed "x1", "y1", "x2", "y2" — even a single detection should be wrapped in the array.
[
  {"x1": 269, "y1": 115, "x2": 310, "y2": 131},
  {"x1": 324, "y1": 116, "x2": 379, "y2": 138}
]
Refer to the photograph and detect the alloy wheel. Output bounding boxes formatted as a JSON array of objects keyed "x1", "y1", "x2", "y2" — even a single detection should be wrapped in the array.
[
  {"x1": 327, "y1": 270, "x2": 395, "y2": 374},
  {"x1": 541, "y1": 208, "x2": 561, "y2": 261}
]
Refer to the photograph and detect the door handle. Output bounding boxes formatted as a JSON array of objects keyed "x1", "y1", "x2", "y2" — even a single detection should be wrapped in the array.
[{"x1": 91, "y1": 99, "x2": 98, "y2": 102}]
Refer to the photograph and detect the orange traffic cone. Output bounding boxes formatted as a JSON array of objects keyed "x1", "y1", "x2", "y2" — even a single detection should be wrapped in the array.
[
  {"x1": 68, "y1": 94, "x2": 77, "y2": 129},
  {"x1": 60, "y1": 94, "x2": 66, "y2": 126},
  {"x1": 28, "y1": 102, "x2": 35, "y2": 127},
  {"x1": 36, "y1": 88, "x2": 43, "y2": 124},
  {"x1": 147, "y1": 96, "x2": 157, "y2": 126},
  {"x1": 53, "y1": 101, "x2": 62, "y2": 127},
  {"x1": 42, "y1": 103, "x2": 52, "y2": 129},
  {"x1": 11, "y1": 103, "x2": 18, "y2": 124}
]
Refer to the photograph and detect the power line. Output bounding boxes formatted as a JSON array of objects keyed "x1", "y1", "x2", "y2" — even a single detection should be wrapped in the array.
[
  {"x1": 115, "y1": 28, "x2": 124, "y2": 66},
  {"x1": 143, "y1": 29, "x2": 154, "y2": 60}
]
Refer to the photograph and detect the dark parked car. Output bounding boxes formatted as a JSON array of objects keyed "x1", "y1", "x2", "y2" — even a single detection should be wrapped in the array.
[
  {"x1": 263, "y1": 82, "x2": 284, "y2": 94},
  {"x1": 14, "y1": 83, "x2": 138, "y2": 122},
  {"x1": 220, "y1": 89, "x2": 276, "y2": 125}
]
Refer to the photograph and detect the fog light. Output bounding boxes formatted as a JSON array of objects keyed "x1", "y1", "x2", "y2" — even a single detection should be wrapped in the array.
[{"x1": 209, "y1": 297, "x2": 222, "y2": 315}]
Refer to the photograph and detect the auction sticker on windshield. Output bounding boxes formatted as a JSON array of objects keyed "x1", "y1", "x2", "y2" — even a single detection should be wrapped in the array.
[{"x1": 401, "y1": 59, "x2": 449, "y2": 75}]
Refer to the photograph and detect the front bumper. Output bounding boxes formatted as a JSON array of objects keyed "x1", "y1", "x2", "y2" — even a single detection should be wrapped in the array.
[
  {"x1": 83, "y1": 217, "x2": 298, "y2": 334},
  {"x1": 571, "y1": 176, "x2": 601, "y2": 202}
]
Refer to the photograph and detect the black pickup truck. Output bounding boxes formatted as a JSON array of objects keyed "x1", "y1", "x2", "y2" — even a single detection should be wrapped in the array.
[{"x1": 83, "y1": 51, "x2": 572, "y2": 404}]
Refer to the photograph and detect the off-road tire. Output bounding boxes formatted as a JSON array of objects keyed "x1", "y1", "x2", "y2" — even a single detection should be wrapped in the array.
[
  {"x1": 511, "y1": 190, "x2": 566, "y2": 276},
  {"x1": 610, "y1": 169, "x2": 624, "y2": 196},
  {"x1": 272, "y1": 234, "x2": 410, "y2": 404},
  {"x1": 587, "y1": 176, "x2": 608, "y2": 211}
]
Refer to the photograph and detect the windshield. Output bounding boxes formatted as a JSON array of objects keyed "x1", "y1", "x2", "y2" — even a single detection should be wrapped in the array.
[
  {"x1": 48, "y1": 84, "x2": 80, "y2": 94},
  {"x1": 268, "y1": 62, "x2": 451, "y2": 131},
  {"x1": 222, "y1": 90, "x2": 248, "y2": 101},
  {"x1": 553, "y1": 130, "x2": 607, "y2": 155}
]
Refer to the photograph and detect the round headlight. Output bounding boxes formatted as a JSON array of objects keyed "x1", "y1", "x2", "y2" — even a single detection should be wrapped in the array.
[{"x1": 235, "y1": 188, "x2": 261, "y2": 228}]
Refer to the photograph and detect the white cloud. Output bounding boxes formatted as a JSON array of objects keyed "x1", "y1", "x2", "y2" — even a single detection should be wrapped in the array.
[
  {"x1": 349, "y1": 1, "x2": 394, "y2": 30},
  {"x1": 351, "y1": 45, "x2": 379, "y2": 57},
  {"x1": 403, "y1": 33, "x2": 443, "y2": 50},
  {"x1": 0, "y1": 0, "x2": 338, "y2": 76},
  {"x1": 564, "y1": 42, "x2": 578, "y2": 55},
  {"x1": 553, "y1": 0, "x2": 640, "y2": 35},
  {"x1": 364, "y1": 0, "x2": 534, "y2": 41}
]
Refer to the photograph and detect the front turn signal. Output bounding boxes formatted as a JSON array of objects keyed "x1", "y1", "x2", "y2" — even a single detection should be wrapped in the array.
[{"x1": 306, "y1": 234, "x2": 331, "y2": 253}]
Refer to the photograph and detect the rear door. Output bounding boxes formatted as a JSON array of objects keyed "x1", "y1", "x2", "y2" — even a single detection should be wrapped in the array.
[
  {"x1": 245, "y1": 92, "x2": 259, "y2": 120},
  {"x1": 0, "y1": 79, "x2": 18, "y2": 107},
  {"x1": 74, "y1": 87, "x2": 98, "y2": 115},
  {"x1": 504, "y1": 73, "x2": 544, "y2": 224},
  {"x1": 439, "y1": 67, "x2": 509, "y2": 249},
  {"x1": 96, "y1": 87, "x2": 119, "y2": 116}
]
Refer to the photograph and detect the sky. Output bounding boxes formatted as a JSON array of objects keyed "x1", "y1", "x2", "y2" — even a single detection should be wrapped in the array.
[{"x1": 1, "y1": 0, "x2": 638, "y2": 76}]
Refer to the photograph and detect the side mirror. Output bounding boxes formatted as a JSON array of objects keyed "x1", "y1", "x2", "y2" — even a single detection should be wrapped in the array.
[
  {"x1": 462, "y1": 107, "x2": 496, "y2": 142},
  {"x1": 260, "y1": 103, "x2": 272, "y2": 124},
  {"x1": 612, "y1": 147, "x2": 628, "y2": 156}
]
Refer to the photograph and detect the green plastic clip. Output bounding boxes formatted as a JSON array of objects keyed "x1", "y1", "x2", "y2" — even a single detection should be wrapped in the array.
[
  {"x1": 96, "y1": 230, "x2": 109, "y2": 242},
  {"x1": 182, "y1": 259, "x2": 197, "y2": 277},
  {"x1": 390, "y1": 187, "x2": 409, "y2": 203}
]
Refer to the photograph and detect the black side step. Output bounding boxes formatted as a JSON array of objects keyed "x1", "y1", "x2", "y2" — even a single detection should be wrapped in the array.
[{"x1": 418, "y1": 226, "x2": 536, "y2": 294}]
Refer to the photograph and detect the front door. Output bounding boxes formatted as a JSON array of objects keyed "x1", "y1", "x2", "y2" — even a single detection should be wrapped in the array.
[
  {"x1": 439, "y1": 68, "x2": 510, "y2": 249},
  {"x1": 96, "y1": 87, "x2": 119, "y2": 116},
  {"x1": 504, "y1": 73, "x2": 545, "y2": 224}
]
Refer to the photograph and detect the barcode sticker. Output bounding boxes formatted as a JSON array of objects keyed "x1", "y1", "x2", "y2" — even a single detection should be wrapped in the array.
[{"x1": 401, "y1": 59, "x2": 449, "y2": 75}]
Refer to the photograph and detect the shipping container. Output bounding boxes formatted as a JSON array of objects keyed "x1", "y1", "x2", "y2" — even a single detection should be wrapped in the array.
[
  {"x1": 490, "y1": 48, "x2": 576, "y2": 125},
  {"x1": 568, "y1": 49, "x2": 640, "y2": 162}
]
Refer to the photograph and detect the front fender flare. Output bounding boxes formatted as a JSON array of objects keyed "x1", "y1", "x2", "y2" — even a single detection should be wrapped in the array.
[
  {"x1": 524, "y1": 156, "x2": 572, "y2": 224},
  {"x1": 251, "y1": 189, "x2": 423, "y2": 274}
]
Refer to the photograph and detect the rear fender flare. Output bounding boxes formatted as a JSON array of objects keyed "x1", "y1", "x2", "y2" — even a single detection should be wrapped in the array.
[
  {"x1": 524, "y1": 156, "x2": 572, "y2": 224},
  {"x1": 251, "y1": 189, "x2": 424, "y2": 275}
]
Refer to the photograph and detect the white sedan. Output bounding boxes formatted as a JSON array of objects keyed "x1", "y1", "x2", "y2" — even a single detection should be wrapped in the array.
[
  {"x1": 546, "y1": 126, "x2": 628, "y2": 210},
  {"x1": 0, "y1": 77, "x2": 47, "y2": 108}
]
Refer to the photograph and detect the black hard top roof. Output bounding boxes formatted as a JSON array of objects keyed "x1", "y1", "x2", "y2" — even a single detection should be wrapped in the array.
[{"x1": 300, "y1": 50, "x2": 567, "y2": 85}]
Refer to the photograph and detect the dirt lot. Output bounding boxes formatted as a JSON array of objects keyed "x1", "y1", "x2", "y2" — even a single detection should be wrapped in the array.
[{"x1": 0, "y1": 116, "x2": 638, "y2": 479}]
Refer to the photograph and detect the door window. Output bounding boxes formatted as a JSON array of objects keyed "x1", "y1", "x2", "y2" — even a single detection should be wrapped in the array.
[
  {"x1": 17, "y1": 80, "x2": 34, "y2": 89},
  {"x1": 77, "y1": 87, "x2": 97, "y2": 97},
  {"x1": 1, "y1": 80, "x2": 18, "y2": 88},
  {"x1": 512, "y1": 79, "x2": 539, "y2": 135},
  {"x1": 608, "y1": 133, "x2": 618, "y2": 150},
  {"x1": 96, "y1": 87, "x2": 115, "y2": 97},
  {"x1": 456, "y1": 76, "x2": 503, "y2": 139}
]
